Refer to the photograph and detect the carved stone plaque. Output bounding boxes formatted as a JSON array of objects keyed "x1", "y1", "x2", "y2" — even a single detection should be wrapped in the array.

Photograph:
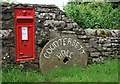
[{"x1": 39, "y1": 36, "x2": 88, "y2": 72}]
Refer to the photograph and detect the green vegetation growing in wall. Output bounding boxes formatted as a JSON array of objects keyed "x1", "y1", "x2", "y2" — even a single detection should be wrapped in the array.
[{"x1": 64, "y1": 2, "x2": 120, "y2": 29}]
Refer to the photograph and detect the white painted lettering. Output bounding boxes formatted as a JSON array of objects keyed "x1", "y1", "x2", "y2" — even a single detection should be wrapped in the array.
[
  {"x1": 68, "y1": 38, "x2": 72, "y2": 45},
  {"x1": 46, "y1": 48, "x2": 52, "y2": 54},
  {"x1": 72, "y1": 40, "x2": 77, "y2": 46},
  {"x1": 58, "y1": 38, "x2": 62, "y2": 46},
  {"x1": 50, "y1": 44, "x2": 56, "y2": 51},
  {"x1": 44, "y1": 53, "x2": 50, "y2": 58},
  {"x1": 61, "y1": 50, "x2": 66, "y2": 57},
  {"x1": 75, "y1": 42, "x2": 80, "y2": 49},
  {"x1": 63, "y1": 38, "x2": 67, "y2": 46},
  {"x1": 53, "y1": 41, "x2": 59, "y2": 48},
  {"x1": 78, "y1": 45, "x2": 83, "y2": 51},
  {"x1": 56, "y1": 53, "x2": 62, "y2": 59},
  {"x1": 68, "y1": 52, "x2": 73, "y2": 58},
  {"x1": 43, "y1": 37, "x2": 86, "y2": 59},
  {"x1": 80, "y1": 49, "x2": 85, "y2": 54}
]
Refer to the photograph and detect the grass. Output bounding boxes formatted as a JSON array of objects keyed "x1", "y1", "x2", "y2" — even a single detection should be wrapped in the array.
[
  {"x1": 0, "y1": 69, "x2": 2, "y2": 83},
  {"x1": 2, "y1": 59, "x2": 118, "y2": 82}
]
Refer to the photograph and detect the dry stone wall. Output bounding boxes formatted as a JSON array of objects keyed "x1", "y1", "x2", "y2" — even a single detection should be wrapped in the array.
[
  {"x1": 0, "y1": 3, "x2": 120, "y2": 68},
  {"x1": 1, "y1": 3, "x2": 81, "y2": 67}
]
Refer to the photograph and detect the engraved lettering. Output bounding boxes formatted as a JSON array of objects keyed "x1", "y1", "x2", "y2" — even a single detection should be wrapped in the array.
[
  {"x1": 63, "y1": 38, "x2": 67, "y2": 46},
  {"x1": 43, "y1": 37, "x2": 86, "y2": 59}
]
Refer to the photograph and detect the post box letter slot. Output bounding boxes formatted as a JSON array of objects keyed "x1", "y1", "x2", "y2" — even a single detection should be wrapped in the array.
[{"x1": 22, "y1": 26, "x2": 28, "y2": 40}]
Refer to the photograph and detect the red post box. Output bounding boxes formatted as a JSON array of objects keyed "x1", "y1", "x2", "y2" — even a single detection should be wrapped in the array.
[{"x1": 14, "y1": 7, "x2": 35, "y2": 61}]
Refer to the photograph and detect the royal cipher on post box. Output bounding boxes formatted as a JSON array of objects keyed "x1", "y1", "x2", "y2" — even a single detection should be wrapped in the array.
[{"x1": 14, "y1": 7, "x2": 35, "y2": 61}]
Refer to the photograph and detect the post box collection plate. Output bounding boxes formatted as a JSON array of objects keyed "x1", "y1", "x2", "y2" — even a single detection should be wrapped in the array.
[
  {"x1": 22, "y1": 26, "x2": 28, "y2": 40},
  {"x1": 14, "y1": 7, "x2": 35, "y2": 61},
  {"x1": 39, "y1": 36, "x2": 88, "y2": 72}
]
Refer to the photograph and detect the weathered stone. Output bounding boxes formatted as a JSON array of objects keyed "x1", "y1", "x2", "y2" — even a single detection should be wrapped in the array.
[
  {"x1": 49, "y1": 30, "x2": 60, "y2": 40},
  {"x1": 2, "y1": 20, "x2": 14, "y2": 29},
  {"x1": 2, "y1": 13, "x2": 13, "y2": 21},
  {"x1": 0, "y1": 30, "x2": 9, "y2": 38},
  {"x1": 1, "y1": 2, "x2": 120, "y2": 68},
  {"x1": 90, "y1": 52, "x2": 100, "y2": 57},
  {"x1": 39, "y1": 36, "x2": 88, "y2": 72},
  {"x1": 61, "y1": 31, "x2": 75, "y2": 34},
  {"x1": 92, "y1": 56, "x2": 104, "y2": 63},
  {"x1": 84, "y1": 29, "x2": 96, "y2": 36},
  {"x1": 66, "y1": 23, "x2": 74, "y2": 30},
  {"x1": 96, "y1": 29, "x2": 112, "y2": 37}
]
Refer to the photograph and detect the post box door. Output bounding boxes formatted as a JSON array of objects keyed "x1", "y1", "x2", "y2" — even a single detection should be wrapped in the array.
[
  {"x1": 14, "y1": 7, "x2": 35, "y2": 61},
  {"x1": 18, "y1": 26, "x2": 33, "y2": 58}
]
